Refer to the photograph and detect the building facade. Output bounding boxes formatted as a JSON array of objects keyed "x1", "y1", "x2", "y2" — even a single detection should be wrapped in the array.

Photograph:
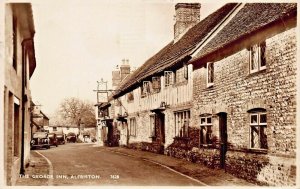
[
  {"x1": 96, "y1": 3, "x2": 297, "y2": 186},
  {"x1": 3, "y1": 3, "x2": 36, "y2": 185},
  {"x1": 188, "y1": 3, "x2": 297, "y2": 186}
]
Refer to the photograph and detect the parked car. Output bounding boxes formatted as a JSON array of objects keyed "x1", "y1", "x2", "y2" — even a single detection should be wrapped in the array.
[
  {"x1": 56, "y1": 133, "x2": 65, "y2": 144},
  {"x1": 66, "y1": 132, "x2": 77, "y2": 143},
  {"x1": 48, "y1": 133, "x2": 58, "y2": 147},
  {"x1": 30, "y1": 132, "x2": 50, "y2": 150}
]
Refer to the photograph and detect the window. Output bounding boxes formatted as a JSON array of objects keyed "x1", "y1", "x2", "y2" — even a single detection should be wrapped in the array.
[
  {"x1": 164, "y1": 71, "x2": 173, "y2": 87},
  {"x1": 129, "y1": 118, "x2": 137, "y2": 136},
  {"x1": 200, "y1": 116, "x2": 213, "y2": 145},
  {"x1": 13, "y1": 15, "x2": 17, "y2": 70},
  {"x1": 207, "y1": 62, "x2": 214, "y2": 87},
  {"x1": 53, "y1": 127, "x2": 57, "y2": 131},
  {"x1": 67, "y1": 127, "x2": 70, "y2": 130},
  {"x1": 250, "y1": 112, "x2": 267, "y2": 149},
  {"x1": 174, "y1": 110, "x2": 190, "y2": 137},
  {"x1": 183, "y1": 64, "x2": 188, "y2": 80},
  {"x1": 141, "y1": 81, "x2": 151, "y2": 97},
  {"x1": 250, "y1": 42, "x2": 266, "y2": 73},
  {"x1": 149, "y1": 115, "x2": 156, "y2": 137},
  {"x1": 152, "y1": 76, "x2": 161, "y2": 93},
  {"x1": 175, "y1": 66, "x2": 189, "y2": 84}
]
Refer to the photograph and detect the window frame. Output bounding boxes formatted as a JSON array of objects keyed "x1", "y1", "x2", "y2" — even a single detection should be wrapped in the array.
[
  {"x1": 152, "y1": 76, "x2": 161, "y2": 93},
  {"x1": 141, "y1": 81, "x2": 151, "y2": 97},
  {"x1": 129, "y1": 117, "x2": 137, "y2": 136},
  {"x1": 207, "y1": 62, "x2": 214, "y2": 87},
  {"x1": 174, "y1": 110, "x2": 190, "y2": 138},
  {"x1": 249, "y1": 112, "x2": 267, "y2": 150},
  {"x1": 199, "y1": 115, "x2": 213, "y2": 146},
  {"x1": 249, "y1": 42, "x2": 266, "y2": 74},
  {"x1": 164, "y1": 71, "x2": 174, "y2": 87}
]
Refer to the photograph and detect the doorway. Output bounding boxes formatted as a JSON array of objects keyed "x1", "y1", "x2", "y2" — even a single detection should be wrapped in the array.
[{"x1": 218, "y1": 112, "x2": 227, "y2": 169}]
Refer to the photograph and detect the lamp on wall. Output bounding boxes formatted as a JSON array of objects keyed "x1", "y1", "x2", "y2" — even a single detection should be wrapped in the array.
[{"x1": 160, "y1": 101, "x2": 166, "y2": 108}]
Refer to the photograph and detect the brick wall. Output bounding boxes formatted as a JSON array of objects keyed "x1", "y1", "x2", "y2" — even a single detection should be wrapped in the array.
[{"x1": 191, "y1": 27, "x2": 296, "y2": 186}]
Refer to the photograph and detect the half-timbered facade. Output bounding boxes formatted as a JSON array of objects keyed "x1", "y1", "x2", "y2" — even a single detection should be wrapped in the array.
[{"x1": 110, "y1": 3, "x2": 241, "y2": 153}]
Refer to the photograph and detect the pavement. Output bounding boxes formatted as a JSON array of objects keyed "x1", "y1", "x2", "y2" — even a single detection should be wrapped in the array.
[{"x1": 16, "y1": 144, "x2": 254, "y2": 186}]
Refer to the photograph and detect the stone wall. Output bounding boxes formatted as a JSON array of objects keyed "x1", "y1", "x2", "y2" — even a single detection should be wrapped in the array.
[{"x1": 192, "y1": 27, "x2": 296, "y2": 186}]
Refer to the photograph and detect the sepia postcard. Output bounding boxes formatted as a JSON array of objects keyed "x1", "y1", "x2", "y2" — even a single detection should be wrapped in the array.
[{"x1": 0, "y1": 0, "x2": 299, "y2": 188}]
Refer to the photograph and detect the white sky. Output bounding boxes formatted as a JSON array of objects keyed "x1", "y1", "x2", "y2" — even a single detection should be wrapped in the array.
[{"x1": 29, "y1": 0, "x2": 224, "y2": 117}]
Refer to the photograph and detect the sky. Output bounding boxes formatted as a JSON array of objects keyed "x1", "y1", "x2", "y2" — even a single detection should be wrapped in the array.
[{"x1": 29, "y1": 0, "x2": 225, "y2": 118}]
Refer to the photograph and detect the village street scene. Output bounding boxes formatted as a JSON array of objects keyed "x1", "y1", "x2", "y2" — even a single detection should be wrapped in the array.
[{"x1": 0, "y1": 0, "x2": 298, "y2": 187}]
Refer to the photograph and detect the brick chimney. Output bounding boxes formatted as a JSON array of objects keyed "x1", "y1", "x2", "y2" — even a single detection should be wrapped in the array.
[
  {"x1": 112, "y1": 59, "x2": 131, "y2": 88},
  {"x1": 120, "y1": 59, "x2": 130, "y2": 81},
  {"x1": 174, "y1": 3, "x2": 201, "y2": 42}
]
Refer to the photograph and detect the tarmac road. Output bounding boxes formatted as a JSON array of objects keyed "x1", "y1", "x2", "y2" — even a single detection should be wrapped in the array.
[{"x1": 36, "y1": 143, "x2": 204, "y2": 186}]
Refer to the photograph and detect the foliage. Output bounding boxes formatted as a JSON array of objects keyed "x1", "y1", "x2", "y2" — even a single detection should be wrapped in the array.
[{"x1": 56, "y1": 97, "x2": 96, "y2": 127}]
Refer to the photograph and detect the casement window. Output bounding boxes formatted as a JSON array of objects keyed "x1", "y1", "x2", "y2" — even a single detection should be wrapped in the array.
[
  {"x1": 174, "y1": 110, "x2": 190, "y2": 137},
  {"x1": 200, "y1": 116, "x2": 213, "y2": 145},
  {"x1": 164, "y1": 71, "x2": 174, "y2": 87},
  {"x1": 207, "y1": 62, "x2": 214, "y2": 87},
  {"x1": 127, "y1": 92, "x2": 134, "y2": 102},
  {"x1": 141, "y1": 81, "x2": 151, "y2": 97},
  {"x1": 152, "y1": 76, "x2": 161, "y2": 93},
  {"x1": 183, "y1": 64, "x2": 188, "y2": 80},
  {"x1": 250, "y1": 112, "x2": 267, "y2": 149},
  {"x1": 149, "y1": 115, "x2": 156, "y2": 137},
  {"x1": 53, "y1": 127, "x2": 57, "y2": 131},
  {"x1": 13, "y1": 16, "x2": 17, "y2": 70},
  {"x1": 249, "y1": 42, "x2": 266, "y2": 73},
  {"x1": 129, "y1": 118, "x2": 137, "y2": 136}
]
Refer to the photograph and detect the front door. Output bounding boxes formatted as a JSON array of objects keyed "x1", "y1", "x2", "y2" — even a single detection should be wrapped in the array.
[
  {"x1": 218, "y1": 112, "x2": 227, "y2": 169},
  {"x1": 156, "y1": 113, "x2": 165, "y2": 153}
]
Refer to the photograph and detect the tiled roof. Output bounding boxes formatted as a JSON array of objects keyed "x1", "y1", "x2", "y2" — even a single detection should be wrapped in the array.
[
  {"x1": 193, "y1": 3, "x2": 297, "y2": 62},
  {"x1": 113, "y1": 3, "x2": 238, "y2": 98}
]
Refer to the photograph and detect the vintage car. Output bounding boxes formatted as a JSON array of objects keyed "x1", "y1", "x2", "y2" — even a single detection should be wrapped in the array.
[
  {"x1": 56, "y1": 133, "x2": 65, "y2": 145},
  {"x1": 48, "y1": 133, "x2": 58, "y2": 147},
  {"x1": 66, "y1": 132, "x2": 77, "y2": 143},
  {"x1": 30, "y1": 132, "x2": 50, "y2": 149}
]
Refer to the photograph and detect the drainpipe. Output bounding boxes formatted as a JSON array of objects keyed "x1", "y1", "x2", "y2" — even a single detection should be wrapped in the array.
[{"x1": 20, "y1": 38, "x2": 32, "y2": 175}]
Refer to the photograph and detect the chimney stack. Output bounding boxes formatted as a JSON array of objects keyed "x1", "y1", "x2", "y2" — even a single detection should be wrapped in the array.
[
  {"x1": 120, "y1": 59, "x2": 130, "y2": 81},
  {"x1": 174, "y1": 3, "x2": 201, "y2": 42},
  {"x1": 112, "y1": 59, "x2": 131, "y2": 88}
]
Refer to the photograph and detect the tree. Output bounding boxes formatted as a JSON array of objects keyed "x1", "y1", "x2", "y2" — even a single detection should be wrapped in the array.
[{"x1": 58, "y1": 97, "x2": 96, "y2": 128}]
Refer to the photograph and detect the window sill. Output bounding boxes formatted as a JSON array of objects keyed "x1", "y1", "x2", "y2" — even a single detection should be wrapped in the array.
[
  {"x1": 247, "y1": 68, "x2": 266, "y2": 78},
  {"x1": 247, "y1": 148, "x2": 268, "y2": 154}
]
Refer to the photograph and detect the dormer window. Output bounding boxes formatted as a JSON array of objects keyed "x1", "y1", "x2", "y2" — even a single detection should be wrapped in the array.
[
  {"x1": 164, "y1": 71, "x2": 174, "y2": 87},
  {"x1": 141, "y1": 81, "x2": 151, "y2": 97},
  {"x1": 207, "y1": 62, "x2": 214, "y2": 87},
  {"x1": 249, "y1": 41, "x2": 266, "y2": 73},
  {"x1": 152, "y1": 76, "x2": 161, "y2": 93}
]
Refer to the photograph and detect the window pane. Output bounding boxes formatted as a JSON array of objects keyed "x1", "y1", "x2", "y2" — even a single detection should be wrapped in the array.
[
  {"x1": 251, "y1": 45, "x2": 259, "y2": 70},
  {"x1": 251, "y1": 126, "x2": 259, "y2": 148},
  {"x1": 250, "y1": 114, "x2": 258, "y2": 124},
  {"x1": 260, "y1": 42, "x2": 266, "y2": 67},
  {"x1": 260, "y1": 126, "x2": 268, "y2": 149},
  {"x1": 200, "y1": 118, "x2": 205, "y2": 125},
  {"x1": 206, "y1": 126, "x2": 212, "y2": 144},
  {"x1": 260, "y1": 114, "x2": 267, "y2": 124},
  {"x1": 207, "y1": 117, "x2": 212, "y2": 124},
  {"x1": 200, "y1": 126, "x2": 206, "y2": 144}
]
